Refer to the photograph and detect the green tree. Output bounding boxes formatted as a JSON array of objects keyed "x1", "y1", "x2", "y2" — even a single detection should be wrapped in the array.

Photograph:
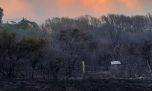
[
  {"x1": 0, "y1": 30, "x2": 17, "y2": 78},
  {"x1": 18, "y1": 37, "x2": 48, "y2": 79},
  {"x1": 0, "y1": 7, "x2": 3, "y2": 23}
]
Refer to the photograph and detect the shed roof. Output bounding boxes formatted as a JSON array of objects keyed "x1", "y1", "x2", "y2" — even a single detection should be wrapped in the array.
[{"x1": 111, "y1": 61, "x2": 121, "y2": 65}]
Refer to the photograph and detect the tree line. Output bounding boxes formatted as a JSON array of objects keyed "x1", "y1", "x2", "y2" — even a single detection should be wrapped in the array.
[{"x1": 1, "y1": 8, "x2": 152, "y2": 79}]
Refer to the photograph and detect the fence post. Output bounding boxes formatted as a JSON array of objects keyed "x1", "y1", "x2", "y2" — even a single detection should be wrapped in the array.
[{"x1": 82, "y1": 61, "x2": 85, "y2": 79}]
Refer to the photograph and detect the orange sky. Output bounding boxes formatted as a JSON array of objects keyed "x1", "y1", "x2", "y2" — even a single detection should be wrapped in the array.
[
  {"x1": 0, "y1": 0, "x2": 151, "y2": 22},
  {"x1": 0, "y1": 0, "x2": 34, "y2": 17},
  {"x1": 55, "y1": 0, "x2": 144, "y2": 16}
]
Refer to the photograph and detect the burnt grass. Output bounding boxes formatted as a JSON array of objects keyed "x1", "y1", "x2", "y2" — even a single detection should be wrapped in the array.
[{"x1": 0, "y1": 79, "x2": 152, "y2": 91}]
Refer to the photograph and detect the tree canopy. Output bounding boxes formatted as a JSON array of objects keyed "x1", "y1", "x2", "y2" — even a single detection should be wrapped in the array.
[{"x1": 0, "y1": 7, "x2": 4, "y2": 23}]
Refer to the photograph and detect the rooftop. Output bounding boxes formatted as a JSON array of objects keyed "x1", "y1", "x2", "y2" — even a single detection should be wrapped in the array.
[{"x1": 111, "y1": 61, "x2": 121, "y2": 65}]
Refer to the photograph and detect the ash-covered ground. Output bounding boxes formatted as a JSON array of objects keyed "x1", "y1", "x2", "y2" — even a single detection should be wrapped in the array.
[{"x1": 0, "y1": 79, "x2": 152, "y2": 91}]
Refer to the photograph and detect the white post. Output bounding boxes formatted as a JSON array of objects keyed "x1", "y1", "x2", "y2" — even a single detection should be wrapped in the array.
[{"x1": 82, "y1": 61, "x2": 85, "y2": 78}]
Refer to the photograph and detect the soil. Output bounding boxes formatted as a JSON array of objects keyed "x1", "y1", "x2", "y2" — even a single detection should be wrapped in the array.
[{"x1": 0, "y1": 79, "x2": 152, "y2": 91}]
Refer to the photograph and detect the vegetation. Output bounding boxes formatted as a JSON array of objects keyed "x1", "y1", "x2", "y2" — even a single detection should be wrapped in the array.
[
  {"x1": 0, "y1": 7, "x2": 3, "y2": 23},
  {"x1": 1, "y1": 7, "x2": 152, "y2": 80}
]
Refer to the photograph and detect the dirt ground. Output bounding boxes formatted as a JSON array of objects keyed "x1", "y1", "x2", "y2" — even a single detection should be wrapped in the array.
[{"x1": 0, "y1": 79, "x2": 152, "y2": 91}]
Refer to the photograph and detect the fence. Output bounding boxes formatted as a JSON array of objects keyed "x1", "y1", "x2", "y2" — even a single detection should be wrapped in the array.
[{"x1": 14, "y1": 62, "x2": 107, "y2": 80}]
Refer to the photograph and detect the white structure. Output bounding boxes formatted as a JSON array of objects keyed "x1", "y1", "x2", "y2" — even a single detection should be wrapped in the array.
[
  {"x1": 110, "y1": 61, "x2": 122, "y2": 78},
  {"x1": 111, "y1": 61, "x2": 121, "y2": 65}
]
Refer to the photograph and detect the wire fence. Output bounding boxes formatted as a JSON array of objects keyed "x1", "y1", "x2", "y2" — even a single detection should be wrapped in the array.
[{"x1": 14, "y1": 64, "x2": 107, "y2": 80}]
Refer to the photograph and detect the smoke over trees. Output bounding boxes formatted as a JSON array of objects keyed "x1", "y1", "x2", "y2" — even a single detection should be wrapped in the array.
[{"x1": 1, "y1": 13, "x2": 152, "y2": 79}]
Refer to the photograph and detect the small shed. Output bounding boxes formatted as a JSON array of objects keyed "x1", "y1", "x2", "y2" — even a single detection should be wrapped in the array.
[
  {"x1": 111, "y1": 61, "x2": 121, "y2": 65},
  {"x1": 110, "y1": 61, "x2": 122, "y2": 78}
]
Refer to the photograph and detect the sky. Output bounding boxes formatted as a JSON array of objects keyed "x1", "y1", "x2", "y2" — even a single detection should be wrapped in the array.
[{"x1": 0, "y1": 0, "x2": 152, "y2": 23}]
